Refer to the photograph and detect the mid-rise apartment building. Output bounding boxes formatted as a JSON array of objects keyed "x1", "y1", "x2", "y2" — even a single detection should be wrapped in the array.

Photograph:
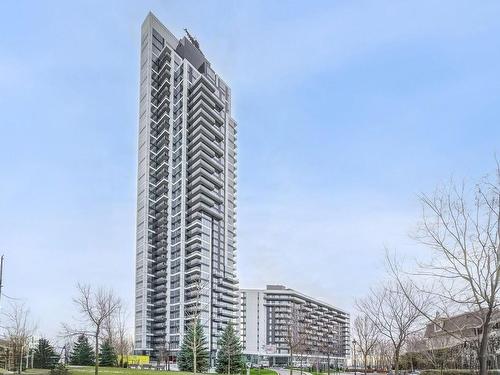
[
  {"x1": 240, "y1": 285, "x2": 350, "y2": 367},
  {"x1": 134, "y1": 13, "x2": 238, "y2": 362}
]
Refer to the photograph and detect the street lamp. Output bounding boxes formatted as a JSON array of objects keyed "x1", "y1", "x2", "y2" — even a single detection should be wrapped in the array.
[
  {"x1": 352, "y1": 339, "x2": 357, "y2": 375},
  {"x1": 464, "y1": 340, "x2": 472, "y2": 370}
]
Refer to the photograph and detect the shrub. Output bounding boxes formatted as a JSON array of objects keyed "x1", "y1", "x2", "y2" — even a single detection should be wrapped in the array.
[
  {"x1": 421, "y1": 370, "x2": 500, "y2": 375},
  {"x1": 50, "y1": 364, "x2": 69, "y2": 375}
]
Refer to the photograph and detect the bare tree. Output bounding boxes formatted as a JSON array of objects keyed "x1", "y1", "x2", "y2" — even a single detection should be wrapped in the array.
[
  {"x1": 389, "y1": 164, "x2": 500, "y2": 375},
  {"x1": 421, "y1": 334, "x2": 460, "y2": 375},
  {"x1": 284, "y1": 303, "x2": 309, "y2": 375},
  {"x1": 63, "y1": 283, "x2": 121, "y2": 375},
  {"x1": 322, "y1": 324, "x2": 341, "y2": 375},
  {"x1": 2, "y1": 302, "x2": 36, "y2": 374},
  {"x1": 404, "y1": 331, "x2": 426, "y2": 372},
  {"x1": 357, "y1": 281, "x2": 428, "y2": 375},
  {"x1": 158, "y1": 340, "x2": 172, "y2": 370},
  {"x1": 373, "y1": 339, "x2": 395, "y2": 372},
  {"x1": 353, "y1": 314, "x2": 379, "y2": 375},
  {"x1": 184, "y1": 279, "x2": 209, "y2": 325},
  {"x1": 107, "y1": 306, "x2": 132, "y2": 368}
]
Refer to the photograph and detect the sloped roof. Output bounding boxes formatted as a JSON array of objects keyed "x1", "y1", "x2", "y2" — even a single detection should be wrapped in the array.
[{"x1": 424, "y1": 309, "x2": 500, "y2": 339}]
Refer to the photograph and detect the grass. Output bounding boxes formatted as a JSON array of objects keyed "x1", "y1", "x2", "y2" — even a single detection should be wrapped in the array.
[
  {"x1": 247, "y1": 369, "x2": 278, "y2": 375},
  {"x1": 68, "y1": 367, "x2": 196, "y2": 375},
  {"x1": 22, "y1": 370, "x2": 51, "y2": 375},
  {"x1": 68, "y1": 367, "x2": 274, "y2": 375},
  {"x1": 17, "y1": 366, "x2": 279, "y2": 375}
]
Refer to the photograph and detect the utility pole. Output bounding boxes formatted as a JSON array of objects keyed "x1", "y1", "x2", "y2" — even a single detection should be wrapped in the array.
[
  {"x1": 352, "y1": 340, "x2": 357, "y2": 375},
  {"x1": 0, "y1": 255, "x2": 4, "y2": 307}
]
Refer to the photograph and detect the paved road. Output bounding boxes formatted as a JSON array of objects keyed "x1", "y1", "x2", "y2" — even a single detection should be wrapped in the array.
[
  {"x1": 274, "y1": 368, "x2": 313, "y2": 375},
  {"x1": 273, "y1": 370, "x2": 362, "y2": 375}
]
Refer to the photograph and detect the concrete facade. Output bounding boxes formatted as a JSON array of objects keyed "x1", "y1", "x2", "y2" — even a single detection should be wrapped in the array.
[
  {"x1": 240, "y1": 285, "x2": 350, "y2": 367},
  {"x1": 134, "y1": 13, "x2": 238, "y2": 362}
]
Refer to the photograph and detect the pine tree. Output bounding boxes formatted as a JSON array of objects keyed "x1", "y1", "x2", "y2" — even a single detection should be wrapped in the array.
[
  {"x1": 70, "y1": 334, "x2": 95, "y2": 366},
  {"x1": 99, "y1": 339, "x2": 117, "y2": 367},
  {"x1": 216, "y1": 324, "x2": 244, "y2": 374},
  {"x1": 178, "y1": 320, "x2": 210, "y2": 373},
  {"x1": 50, "y1": 364, "x2": 69, "y2": 375},
  {"x1": 34, "y1": 338, "x2": 60, "y2": 369}
]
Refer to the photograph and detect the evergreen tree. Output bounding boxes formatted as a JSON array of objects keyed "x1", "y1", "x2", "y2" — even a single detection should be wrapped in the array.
[
  {"x1": 99, "y1": 339, "x2": 117, "y2": 367},
  {"x1": 216, "y1": 324, "x2": 244, "y2": 374},
  {"x1": 178, "y1": 320, "x2": 209, "y2": 373},
  {"x1": 50, "y1": 364, "x2": 69, "y2": 375},
  {"x1": 70, "y1": 334, "x2": 95, "y2": 366},
  {"x1": 34, "y1": 338, "x2": 60, "y2": 369}
]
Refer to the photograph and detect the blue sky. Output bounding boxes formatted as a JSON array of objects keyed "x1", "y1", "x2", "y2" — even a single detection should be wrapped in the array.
[{"x1": 1, "y1": 0, "x2": 499, "y2": 339}]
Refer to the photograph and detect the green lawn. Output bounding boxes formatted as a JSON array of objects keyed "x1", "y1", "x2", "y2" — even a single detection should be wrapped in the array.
[
  {"x1": 23, "y1": 370, "x2": 51, "y2": 375},
  {"x1": 247, "y1": 369, "x2": 278, "y2": 375},
  {"x1": 21, "y1": 366, "x2": 278, "y2": 375},
  {"x1": 68, "y1": 367, "x2": 196, "y2": 375}
]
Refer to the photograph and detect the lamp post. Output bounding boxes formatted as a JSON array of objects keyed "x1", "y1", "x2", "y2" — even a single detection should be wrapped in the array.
[
  {"x1": 352, "y1": 340, "x2": 357, "y2": 375},
  {"x1": 464, "y1": 340, "x2": 472, "y2": 371}
]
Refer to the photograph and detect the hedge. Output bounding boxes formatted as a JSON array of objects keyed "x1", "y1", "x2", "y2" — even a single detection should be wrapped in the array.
[{"x1": 421, "y1": 370, "x2": 500, "y2": 375}]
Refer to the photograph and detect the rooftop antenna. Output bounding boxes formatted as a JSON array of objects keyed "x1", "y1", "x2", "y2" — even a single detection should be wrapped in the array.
[{"x1": 184, "y1": 28, "x2": 200, "y2": 50}]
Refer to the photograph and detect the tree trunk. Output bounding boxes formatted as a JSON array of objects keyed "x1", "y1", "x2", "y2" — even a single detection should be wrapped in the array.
[
  {"x1": 95, "y1": 331, "x2": 100, "y2": 375},
  {"x1": 394, "y1": 348, "x2": 400, "y2": 375},
  {"x1": 193, "y1": 342, "x2": 197, "y2": 375},
  {"x1": 18, "y1": 345, "x2": 23, "y2": 375},
  {"x1": 289, "y1": 348, "x2": 293, "y2": 375},
  {"x1": 478, "y1": 317, "x2": 492, "y2": 375},
  {"x1": 327, "y1": 353, "x2": 331, "y2": 375},
  {"x1": 364, "y1": 353, "x2": 368, "y2": 375}
]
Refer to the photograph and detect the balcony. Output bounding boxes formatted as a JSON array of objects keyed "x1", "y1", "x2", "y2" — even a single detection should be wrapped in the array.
[
  {"x1": 189, "y1": 132, "x2": 224, "y2": 158},
  {"x1": 189, "y1": 115, "x2": 224, "y2": 142},
  {"x1": 188, "y1": 89, "x2": 217, "y2": 112},
  {"x1": 188, "y1": 148, "x2": 223, "y2": 173},
  {"x1": 187, "y1": 191, "x2": 216, "y2": 208},
  {"x1": 188, "y1": 158, "x2": 216, "y2": 175},
  {"x1": 188, "y1": 184, "x2": 223, "y2": 205},
  {"x1": 187, "y1": 139, "x2": 217, "y2": 160},
  {"x1": 187, "y1": 201, "x2": 223, "y2": 220},
  {"x1": 188, "y1": 167, "x2": 223, "y2": 189},
  {"x1": 189, "y1": 75, "x2": 224, "y2": 108},
  {"x1": 189, "y1": 104, "x2": 223, "y2": 128},
  {"x1": 186, "y1": 225, "x2": 202, "y2": 238},
  {"x1": 185, "y1": 257, "x2": 202, "y2": 269}
]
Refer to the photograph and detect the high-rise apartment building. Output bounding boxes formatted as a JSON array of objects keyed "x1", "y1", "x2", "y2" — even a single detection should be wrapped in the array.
[
  {"x1": 240, "y1": 285, "x2": 350, "y2": 367},
  {"x1": 135, "y1": 13, "x2": 238, "y2": 362}
]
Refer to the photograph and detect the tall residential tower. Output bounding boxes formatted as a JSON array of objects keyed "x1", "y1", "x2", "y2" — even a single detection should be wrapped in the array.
[{"x1": 135, "y1": 13, "x2": 238, "y2": 362}]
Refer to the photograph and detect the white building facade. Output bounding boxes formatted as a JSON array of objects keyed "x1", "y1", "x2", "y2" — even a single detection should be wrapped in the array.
[
  {"x1": 135, "y1": 13, "x2": 238, "y2": 362},
  {"x1": 240, "y1": 285, "x2": 350, "y2": 367}
]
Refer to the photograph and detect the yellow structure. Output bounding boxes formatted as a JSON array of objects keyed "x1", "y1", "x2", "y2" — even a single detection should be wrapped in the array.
[{"x1": 118, "y1": 355, "x2": 150, "y2": 366}]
